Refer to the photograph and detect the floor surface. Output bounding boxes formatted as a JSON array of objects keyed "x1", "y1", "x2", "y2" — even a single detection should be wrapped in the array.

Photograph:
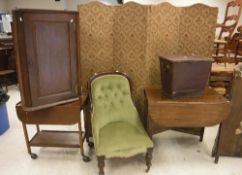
[{"x1": 0, "y1": 86, "x2": 242, "y2": 175}]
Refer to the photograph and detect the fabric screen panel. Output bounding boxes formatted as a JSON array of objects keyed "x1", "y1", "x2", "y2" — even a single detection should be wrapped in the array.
[
  {"x1": 147, "y1": 3, "x2": 182, "y2": 86},
  {"x1": 178, "y1": 4, "x2": 217, "y2": 57},
  {"x1": 78, "y1": 2, "x2": 116, "y2": 90},
  {"x1": 78, "y1": 2, "x2": 217, "y2": 115},
  {"x1": 113, "y1": 3, "x2": 148, "y2": 104}
]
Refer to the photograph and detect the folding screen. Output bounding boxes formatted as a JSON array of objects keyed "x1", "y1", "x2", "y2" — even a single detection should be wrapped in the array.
[
  {"x1": 147, "y1": 3, "x2": 218, "y2": 85},
  {"x1": 113, "y1": 3, "x2": 148, "y2": 108},
  {"x1": 78, "y1": 3, "x2": 116, "y2": 88},
  {"x1": 78, "y1": 2, "x2": 218, "y2": 116}
]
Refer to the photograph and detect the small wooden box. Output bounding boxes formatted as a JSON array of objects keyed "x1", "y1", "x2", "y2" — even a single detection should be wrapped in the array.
[{"x1": 159, "y1": 55, "x2": 212, "y2": 98}]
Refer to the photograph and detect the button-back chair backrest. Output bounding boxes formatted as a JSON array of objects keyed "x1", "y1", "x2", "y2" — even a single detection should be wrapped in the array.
[{"x1": 89, "y1": 72, "x2": 140, "y2": 132}]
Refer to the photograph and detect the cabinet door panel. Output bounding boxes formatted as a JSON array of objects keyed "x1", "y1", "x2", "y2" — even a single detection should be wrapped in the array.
[{"x1": 22, "y1": 12, "x2": 78, "y2": 107}]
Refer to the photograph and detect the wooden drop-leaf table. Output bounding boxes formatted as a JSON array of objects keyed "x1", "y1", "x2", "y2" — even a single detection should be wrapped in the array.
[{"x1": 144, "y1": 86, "x2": 231, "y2": 163}]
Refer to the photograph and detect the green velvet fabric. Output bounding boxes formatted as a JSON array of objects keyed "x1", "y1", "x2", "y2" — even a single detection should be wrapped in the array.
[{"x1": 91, "y1": 74, "x2": 153, "y2": 158}]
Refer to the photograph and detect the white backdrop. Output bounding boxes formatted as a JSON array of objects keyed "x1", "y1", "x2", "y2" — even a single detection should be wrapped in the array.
[
  {"x1": 0, "y1": 0, "x2": 241, "y2": 30},
  {"x1": 124, "y1": 0, "x2": 228, "y2": 23}
]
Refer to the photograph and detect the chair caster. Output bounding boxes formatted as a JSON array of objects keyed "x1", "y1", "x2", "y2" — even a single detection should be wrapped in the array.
[
  {"x1": 145, "y1": 167, "x2": 150, "y2": 173},
  {"x1": 88, "y1": 142, "x2": 94, "y2": 148},
  {"x1": 30, "y1": 153, "x2": 38, "y2": 159},
  {"x1": 82, "y1": 155, "x2": 91, "y2": 162}
]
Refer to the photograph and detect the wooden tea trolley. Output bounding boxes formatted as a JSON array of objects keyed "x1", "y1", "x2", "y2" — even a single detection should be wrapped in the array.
[{"x1": 15, "y1": 95, "x2": 90, "y2": 162}]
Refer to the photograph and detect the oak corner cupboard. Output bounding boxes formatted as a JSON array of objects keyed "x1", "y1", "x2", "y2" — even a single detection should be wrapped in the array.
[{"x1": 13, "y1": 9, "x2": 80, "y2": 111}]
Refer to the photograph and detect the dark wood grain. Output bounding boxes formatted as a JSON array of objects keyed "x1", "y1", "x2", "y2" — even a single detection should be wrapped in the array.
[
  {"x1": 13, "y1": 9, "x2": 79, "y2": 109},
  {"x1": 145, "y1": 86, "x2": 231, "y2": 134},
  {"x1": 159, "y1": 55, "x2": 212, "y2": 98},
  {"x1": 16, "y1": 95, "x2": 86, "y2": 125},
  {"x1": 219, "y1": 69, "x2": 242, "y2": 157}
]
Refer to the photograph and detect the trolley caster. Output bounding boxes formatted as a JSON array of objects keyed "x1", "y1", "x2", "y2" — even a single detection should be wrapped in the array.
[
  {"x1": 82, "y1": 155, "x2": 91, "y2": 162},
  {"x1": 88, "y1": 142, "x2": 94, "y2": 148},
  {"x1": 30, "y1": 153, "x2": 38, "y2": 159}
]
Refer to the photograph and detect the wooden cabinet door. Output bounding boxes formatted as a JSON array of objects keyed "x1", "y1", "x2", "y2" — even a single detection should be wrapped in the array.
[{"x1": 13, "y1": 10, "x2": 79, "y2": 109}]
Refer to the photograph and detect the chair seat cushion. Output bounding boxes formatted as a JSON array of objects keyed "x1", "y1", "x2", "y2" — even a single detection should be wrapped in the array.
[{"x1": 96, "y1": 121, "x2": 153, "y2": 158}]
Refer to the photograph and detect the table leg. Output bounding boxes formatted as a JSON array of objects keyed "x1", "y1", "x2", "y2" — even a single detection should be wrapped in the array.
[
  {"x1": 146, "y1": 116, "x2": 153, "y2": 138},
  {"x1": 173, "y1": 127, "x2": 205, "y2": 141},
  {"x1": 199, "y1": 127, "x2": 205, "y2": 142},
  {"x1": 22, "y1": 123, "x2": 37, "y2": 159},
  {"x1": 78, "y1": 120, "x2": 90, "y2": 162},
  {"x1": 36, "y1": 125, "x2": 40, "y2": 133},
  {"x1": 214, "y1": 123, "x2": 222, "y2": 163}
]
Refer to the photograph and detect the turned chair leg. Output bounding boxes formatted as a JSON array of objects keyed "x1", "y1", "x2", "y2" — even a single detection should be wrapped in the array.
[
  {"x1": 97, "y1": 156, "x2": 105, "y2": 175},
  {"x1": 145, "y1": 148, "x2": 153, "y2": 173}
]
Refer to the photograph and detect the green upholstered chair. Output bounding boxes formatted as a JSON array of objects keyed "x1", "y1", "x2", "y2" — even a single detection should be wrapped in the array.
[{"x1": 89, "y1": 72, "x2": 153, "y2": 175}]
